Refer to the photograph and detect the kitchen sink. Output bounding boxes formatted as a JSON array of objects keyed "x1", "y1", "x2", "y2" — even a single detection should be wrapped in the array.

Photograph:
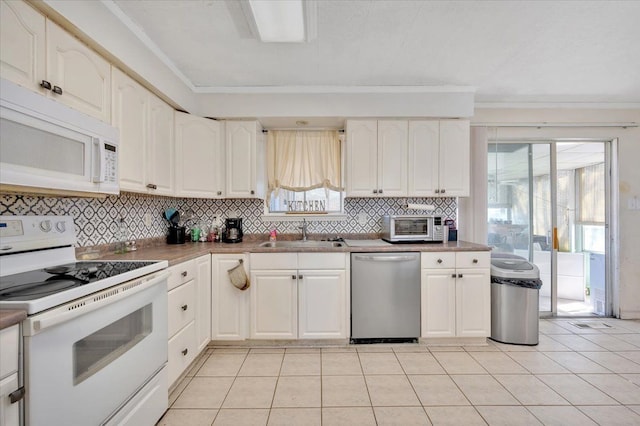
[{"x1": 258, "y1": 241, "x2": 344, "y2": 248}]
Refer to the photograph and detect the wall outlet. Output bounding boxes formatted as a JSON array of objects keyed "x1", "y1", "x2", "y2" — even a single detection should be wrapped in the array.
[
  {"x1": 144, "y1": 212, "x2": 152, "y2": 227},
  {"x1": 628, "y1": 197, "x2": 639, "y2": 210}
]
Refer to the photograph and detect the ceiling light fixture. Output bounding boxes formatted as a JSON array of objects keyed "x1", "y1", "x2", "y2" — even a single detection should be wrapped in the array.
[{"x1": 242, "y1": 0, "x2": 316, "y2": 43}]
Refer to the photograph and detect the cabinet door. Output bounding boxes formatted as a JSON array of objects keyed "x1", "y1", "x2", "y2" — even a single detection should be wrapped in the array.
[
  {"x1": 438, "y1": 120, "x2": 470, "y2": 197},
  {"x1": 46, "y1": 20, "x2": 111, "y2": 122},
  {"x1": 421, "y1": 269, "x2": 456, "y2": 338},
  {"x1": 408, "y1": 121, "x2": 440, "y2": 196},
  {"x1": 211, "y1": 254, "x2": 249, "y2": 340},
  {"x1": 455, "y1": 269, "x2": 490, "y2": 337},
  {"x1": 112, "y1": 67, "x2": 148, "y2": 193},
  {"x1": 175, "y1": 111, "x2": 223, "y2": 198},
  {"x1": 195, "y1": 254, "x2": 212, "y2": 352},
  {"x1": 0, "y1": 373, "x2": 19, "y2": 426},
  {"x1": 250, "y1": 270, "x2": 297, "y2": 339},
  {"x1": 0, "y1": 0, "x2": 45, "y2": 93},
  {"x1": 299, "y1": 270, "x2": 347, "y2": 339},
  {"x1": 226, "y1": 121, "x2": 259, "y2": 198},
  {"x1": 345, "y1": 120, "x2": 378, "y2": 197},
  {"x1": 147, "y1": 94, "x2": 174, "y2": 196},
  {"x1": 377, "y1": 120, "x2": 408, "y2": 196}
]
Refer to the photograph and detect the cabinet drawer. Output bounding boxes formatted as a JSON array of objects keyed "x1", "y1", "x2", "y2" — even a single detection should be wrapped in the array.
[
  {"x1": 167, "y1": 321, "x2": 196, "y2": 387},
  {"x1": 298, "y1": 253, "x2": 346, "y2": 269},
  {"x1": 0, "y1": 325, "x2": 19, "y2": 379},
  {"x1": 168, "y1": 280, "x2": 196, "y2": 337},
  {"x1": 250, "y1": 253, "x2": 297, "y2": 270},
  {"x1": 167, "y1": 260, "x2": 196, "y2": 291},
  {"x1": 421, "y1": 252, "x2": 455, "y2": 269},
  {"x1": 456, "y1": 251, "x2": 490, "y2": 269}
]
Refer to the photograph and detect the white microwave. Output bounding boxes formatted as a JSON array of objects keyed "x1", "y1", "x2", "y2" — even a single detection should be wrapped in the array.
[
  {"x1": 381, "y1": 215, "x2": 446, "y2": 243},
  {"x1": 0, "y1": 79, "x2": 119, "y2": 195}
]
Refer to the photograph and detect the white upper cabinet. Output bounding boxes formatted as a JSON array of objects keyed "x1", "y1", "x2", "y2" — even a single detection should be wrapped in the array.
[
  {"x1": 0, "y1": 0, "x2": 45, "y2": 92},
  {"x1": 147, "y1": 95, "x2": 175, "y2": 196},
  {"x1": 346, "y1": 120, "x2": 408, "y2": 197},
  {"x1": 0, "y1": 1, "x2": 111, "y2": 122},
  {"x1": 408, "y1": 120, "x2": 470, "y2": 197},
  {"x1": 113, "y1": 67, "x2": 174, "y2": 195},
  {"x1": 46, "y1": 21, "x2": 111, "y2": 122},
  {"x1": 175, "y1": 112, "x2": 224, "y2": 198},
  {"x1": 225, "y1": 121, "x2": 265, "y2": 199}
]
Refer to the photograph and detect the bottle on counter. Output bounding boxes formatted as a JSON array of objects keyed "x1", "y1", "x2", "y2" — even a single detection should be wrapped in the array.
[
  {"x1": 114, "y1": 218, "x2": 127, "y2": 254},
  {"x1": 269, "y1": 228, "x2": 277, "y2": 241}
]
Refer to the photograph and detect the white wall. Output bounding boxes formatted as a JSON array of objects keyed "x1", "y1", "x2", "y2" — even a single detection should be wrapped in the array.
[{"x1": 472, "y1": 108, "x2": 640, "y2": 319}]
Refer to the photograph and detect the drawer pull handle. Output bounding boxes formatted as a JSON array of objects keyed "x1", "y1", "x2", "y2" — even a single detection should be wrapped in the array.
[
  {"x1": 52, "y1": 85, "x2": 63, "y2": 95},
  {"x1": 146, "y1": 183, "x2": 157, "y2": 189},
  {"x1": 472, "y1": 259, "x2": 478, "y2": 264},
  {"x1": 437, "y1": 259, "x2": 443, "y2": 264},
  {"x1": 182, "y1": 348, "x2": 188, "y2": 356},
  {"x1": 181, "y1": 271, "x2": 188, "y2": 277},
  {"x1": 40, "y1": 80, "x2": 52, "y2": 90},
  {"x1": 9, "y1": 386, "x2": 25, "y2": 404},
  {"x1": 181, "y1": 304, "x2": 188, "y2": 311},
  {"x1": 458, "y1": 274, "x2": 463, "y2": 278}
]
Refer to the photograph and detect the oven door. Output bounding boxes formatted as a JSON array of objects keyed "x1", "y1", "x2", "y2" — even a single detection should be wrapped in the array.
[
  {"x1": 22, "y1": 271, "x2": 168, "y2": 426},
  {"x1": 392, "y1": 217, "x2": 433, "y2": 241}
]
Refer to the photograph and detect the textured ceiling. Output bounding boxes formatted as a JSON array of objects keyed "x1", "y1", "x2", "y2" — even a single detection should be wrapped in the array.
[{"x1": 111, "y1": 0, "x2": 640, "y2": 104}]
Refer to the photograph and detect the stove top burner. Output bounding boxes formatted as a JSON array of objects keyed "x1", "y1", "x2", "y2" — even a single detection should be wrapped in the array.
[{"x1": 0, "y1": 261, "x2": 157, "y2": 302}]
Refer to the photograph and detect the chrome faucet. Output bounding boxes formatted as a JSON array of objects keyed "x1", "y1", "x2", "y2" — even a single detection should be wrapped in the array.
[{"x1": 299, "y1": 218, "x2": 309, "y2": 241}]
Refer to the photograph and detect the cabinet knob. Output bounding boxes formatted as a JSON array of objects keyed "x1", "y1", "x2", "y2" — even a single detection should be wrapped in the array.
[
  {"x1": 52, "y1": 85, "x2": 63, "y2": 95},
  {"x1": 373, "y1": 189, "x2": 378, "y2": 194},
  {"x1": 291, "y1": 275, "x2": 297, "y2": 280},
  {"x1": 379, "y1": 189, "x2": 383, "y2": 194},
  {"x1": 40, "y1": 80, "x2": 52, "y2": 90},
  {"x1": 298, "y1": 274, "x2": 303, "y2": 279},
  {"x1": 181, "y1": 271, "x2": 188, "y2": 277},
  {"x1": 146, "y1": 183, "x2": 157, "y2": 189},
  {"x1": 437, "y1": 259, "x2": 443, "y2": 264},
  {"x1": 250, "y1": 190, "x2": 255, "y2": 195},
  {"x1": 9, "y1": 386, "x2": 25, "y2": 404},
  {"x1": 435, "y1": 189, "x2": 440, "y2": 194},
  {"x1": 182, "y1": 348, "x2": 188, "y2": 356},
  {"x1": 441, "y1": 189, "x2": 446, "y2": 194},
  {"x1": 472, "y1": 259, "x2": 478, "y2": 264},
  {"x1": 217, "y1": 191, "x2": 222, "y2": 195},
  {"x1": 458, "y1": 273, "x2": 463, "y2": 278},
  {"x1": 181, "y1": 304, "x2": 188, "y2": 311},
  {"x1": 452, "y1": 274, "x2": 457, "y2": 278}
]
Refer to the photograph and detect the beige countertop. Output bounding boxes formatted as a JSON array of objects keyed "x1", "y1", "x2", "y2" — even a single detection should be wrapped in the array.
[
  {"x1": 0, "y1": 309, "x2": 27, "y2": 330},
  {"x1": 97, "y1": 239, "x2": 490, "y2": 266}
]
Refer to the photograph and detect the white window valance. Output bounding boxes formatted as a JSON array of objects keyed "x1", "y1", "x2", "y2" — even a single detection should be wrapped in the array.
[{"x1": 267, "y1": 130, "x2": 343, "y2": 198}]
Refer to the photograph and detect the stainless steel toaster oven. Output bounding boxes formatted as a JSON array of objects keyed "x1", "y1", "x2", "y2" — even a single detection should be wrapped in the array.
[{"x1": 381, "y1": 215, "x2": 446, "y2": 243}]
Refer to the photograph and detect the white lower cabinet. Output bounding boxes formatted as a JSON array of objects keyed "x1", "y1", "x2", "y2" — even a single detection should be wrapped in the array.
[
  {"x1": 0, "y1": 324, "x2": 20, "y2": 426},
  {"x1": 421, "y1": 251, "x2": 490, "y2": 339},
  {"x1": 166, "y1": 255, "x2": 211, "y2": 387},
  {"x1": 211, "y1": 254, "x2": 249, "y2": 340},
  {"x1": 250, "y1": 270, "x2": 298, "y2": 339},
  {"x1": 249, "y1": 253, "x2": 348, "y2": 340}
]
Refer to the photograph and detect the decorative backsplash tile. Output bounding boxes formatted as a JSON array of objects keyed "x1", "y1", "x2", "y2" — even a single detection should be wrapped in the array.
[{"x1": 0, "y1": 193, "x2": 456, "y2": 247}]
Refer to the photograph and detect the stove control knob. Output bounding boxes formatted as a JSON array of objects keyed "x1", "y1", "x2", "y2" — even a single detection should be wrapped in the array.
[
  {"x1": 39, "y1": 220, "x2": 52, "y2": 232},
  {"x1": 55, "y1": 221, "x2": 66, "y2": 233}
]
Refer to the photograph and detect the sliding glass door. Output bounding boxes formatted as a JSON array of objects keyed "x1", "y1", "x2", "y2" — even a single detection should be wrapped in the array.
[{"x1": 488, "y1": 141, "x2": 609, "y2": 317}]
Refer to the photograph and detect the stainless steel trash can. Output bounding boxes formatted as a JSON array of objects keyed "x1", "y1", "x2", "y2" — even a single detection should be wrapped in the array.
[{"x1": 490, "y1": 253, "x2": 543, "y2": 345}]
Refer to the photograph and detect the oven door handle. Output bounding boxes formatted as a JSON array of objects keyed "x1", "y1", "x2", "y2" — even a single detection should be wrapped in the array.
[{"x1": 29, "y1": 271, "x2": 170, "y2": 334}]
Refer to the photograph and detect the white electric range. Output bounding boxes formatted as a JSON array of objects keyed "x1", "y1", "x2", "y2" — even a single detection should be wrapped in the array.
[{"x1": 0, "y1": 215, "x2": 169, "y2": 426}]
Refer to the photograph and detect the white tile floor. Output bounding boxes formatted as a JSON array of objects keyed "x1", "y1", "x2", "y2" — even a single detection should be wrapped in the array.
[{"x1": 158, "y1": 318, "x2": 640, "y2": 425}]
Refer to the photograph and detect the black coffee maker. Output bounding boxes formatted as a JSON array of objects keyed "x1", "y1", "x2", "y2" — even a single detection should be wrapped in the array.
[{"x1": 223, "y1": 218, "x2": 243, "y2": 243}]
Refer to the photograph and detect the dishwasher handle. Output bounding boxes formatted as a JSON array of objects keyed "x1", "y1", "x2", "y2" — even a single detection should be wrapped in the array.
[{"x1": 353, "y1": 254, "x2": 417, "y2": 262}]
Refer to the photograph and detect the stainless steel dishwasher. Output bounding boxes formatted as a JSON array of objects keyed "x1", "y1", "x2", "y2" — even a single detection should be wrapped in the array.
[{"x1": 350, "y1": 252, "x2": 421, "y2": 343}]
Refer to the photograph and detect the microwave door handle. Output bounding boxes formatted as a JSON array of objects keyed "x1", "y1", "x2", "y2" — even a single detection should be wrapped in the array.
[{"x1": 92, "y1": 138, "x2": 104, "y2": 183}]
